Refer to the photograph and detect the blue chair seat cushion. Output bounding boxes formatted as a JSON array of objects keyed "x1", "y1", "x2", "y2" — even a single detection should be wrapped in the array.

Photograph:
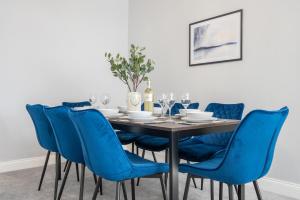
[
  {"x1": 116, "y1": 131, "x2": 140, "y2": 145},
  {"x1": 179, "y1": 140, "x2": 225, "y2": 162},
  {"x1": 126, "y1": 151, "x2": 169, "y2": 179},
  {"x1": 135, "y1": 135, "x2": 190, "y2": 152},
  {"x1": 179, "y1": 156, "x2": 223, "y2": 174}
]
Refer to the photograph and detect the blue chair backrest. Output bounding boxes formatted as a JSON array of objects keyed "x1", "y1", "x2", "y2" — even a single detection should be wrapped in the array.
[
  {"x1": 44, "y1": 106, "x2": 84, "y2": 164},
  {"x1": 217, "y1": 107, "x2": 289, "y2": 184},
  {"x1": 26, "y1": 104, "x2": 58, "y2": 152},
  {"x1": 195, "y1": 103, "x2": 244, "y2": 146},
  {"x1": 62, "y1": 101, "x2": 91, "y2": 108},
  {"x1": 68, "y1": 109, "x2": 133, "y2": 181},
  {"x1": 205, "y1": 103, "x2": 244, "y2": 120}
]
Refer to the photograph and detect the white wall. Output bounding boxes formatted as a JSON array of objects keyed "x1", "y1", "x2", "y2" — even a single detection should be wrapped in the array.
[
  {"x1": 129, "y1": 0, "x2": 300, "y2": 184},
  {"x1": 0, "y1": 0, "x2": 128, "y2": 161}
]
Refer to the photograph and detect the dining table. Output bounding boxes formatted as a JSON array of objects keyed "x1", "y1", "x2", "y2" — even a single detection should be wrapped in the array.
[{"x1": 109, "y1": 117, "x2": 240, "y2": 200}]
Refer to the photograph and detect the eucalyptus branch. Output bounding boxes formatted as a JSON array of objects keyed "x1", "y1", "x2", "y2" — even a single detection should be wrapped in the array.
[{"x1": 105, "y1": 44, "x2": 155, "y2": 92}]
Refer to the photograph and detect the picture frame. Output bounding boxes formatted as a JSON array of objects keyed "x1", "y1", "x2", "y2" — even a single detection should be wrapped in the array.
[{"x1": 189, "y1": 9, "x2": 243, "y2": 66}]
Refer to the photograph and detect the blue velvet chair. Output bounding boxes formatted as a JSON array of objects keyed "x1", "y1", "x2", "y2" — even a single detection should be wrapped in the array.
[
  {"x1": 44, "y1": 106, "x2": 102, "y2": 200},
  {"x1": 178, "y1": 103, "x2": 244, "y2": 193},
  {"x1": 26, "y1": 104, "x2": 61, "y2": 199},
  {"x1": 68, "y1": 109, "x2": 169, "y2": 200},
  {"x1": 179, "y1": 107, "x2": 289, "y2": 200},
  {"x1": 62, "y1": 101, "x2": 91, "y2": 108},
  {"x1": 135, "y1": 102, "x2": 199, "y2": 186}
]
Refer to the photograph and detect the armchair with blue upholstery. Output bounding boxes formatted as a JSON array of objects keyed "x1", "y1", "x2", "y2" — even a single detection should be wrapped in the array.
[
  {"x1": 178, "y1": 103, "x2": 244, "y2": 192},
  {"x1": 68, "y1": 109, "x2": 169, "y2": 200},
  {"x1": 179, "y1": 107, "x2": 289, "y2": 200},
  {"x1": 44, "y1": 106, "x2": 102, "y2": 200},
  {"x1": 26, "y1": 104, "x2": 60, "y2": 199}
]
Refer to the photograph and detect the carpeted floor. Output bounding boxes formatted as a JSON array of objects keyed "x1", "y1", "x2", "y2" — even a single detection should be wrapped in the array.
[{"x1": 0, "y1": 164, "x2": 297, "y2": 200}]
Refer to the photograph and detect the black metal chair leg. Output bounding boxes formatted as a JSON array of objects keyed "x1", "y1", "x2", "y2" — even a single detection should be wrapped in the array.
[
  {"x1": 57, "y1": 162, "x2": 72, "y2": 200},
  {"x1": 228, "y1": 184, "x2": 234, "y2": 200},
  {"x1": 186, "y1": 161, "x2": 197, "y2": 188},
  {"x1": 122, "y1": 182, "x2": 128, "y2": 200},
  {"x1": 253, "y1": 181, "x2": 263, "y2": 200},
  {"x1": 54, "y1": 153, "x2": 60, "y2": 200},
  {"x1": 201, "y1": 178, "x2": 204, "y2": 190},
  {"x1": 219, "y1": 182, "x2": 223, "y2": 200},
  {"x1": 131, "y1": 143, "x2": 135, "y2": 153},
  {"x1": 210, "y1": 180, "x2": 215, "y2": 200},
  {"x1": 63, "y1": 160, "x2": 69, "y2": 172},
  {"x1": 136, "y1": 147, "x2": 139, "y2": 156},
  {"x1": 164, "y1": 149, "x2": 168, "y2": 187},
  {"x1": 238, "y1": 185, "x2": 245, "y2": 200},
  {"x1": 136, "y1": 149, "x2": 146, "y2": 186},
  {"x1": 131, "y1": 179, "x2": 136, "y2": 200},
  {"x1": 152, "y1": 151, "x2": 158, "y2": 162},
  {"x1": 92, "y1": 177, "x2": 102, "y2": 200},
  {"x1": 100, "y1": 178, "x2": 103, "y2": 195},
  {"x1": 116, "y1": 182, "x2": 121, "y2": 200},
  {"x1": 192, "y1": 177, "x2": 197, "y2": 188},
  {"x1": 58, "y1": 155, "x2": 62, "y2": 180},
  {"x1": 75, "y1": 163, "x2": 80, "y2": 182},
  {"x1": 159, "y1": 174, "x2": 167, "y2": 200},
  {"x1": 235, "y1": 185, "x2": 240, "y2": 199},
  {"x1": 38, "y1": 151, "x2": 50, "y2": 191},
  {"x1": 79, "y1": 164, "x2": 85, "y2": 200},
  {"x1": 93, "y1": 174, "x2": 97, "y2": 184},
  {"x1": 183, "y1": 174, "x2": 191, "y2": 200}
]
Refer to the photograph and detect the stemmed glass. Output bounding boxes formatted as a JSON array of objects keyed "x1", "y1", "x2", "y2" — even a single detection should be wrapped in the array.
[
  {"x1": 101, "y1": 93, "x2": 111, "y2": 108},
  {"x1": 181, "y1": 93, "x2": 191, "y2": 117},
  {"x1": 166, "y1": 93, "x2": 176, "y2": 122},
  {"x1": 89, "y1": 94, "x2": 98, "y2": 107},
  {"x1": 157, "y1": 93, "x2": 168, "y2": 117}
]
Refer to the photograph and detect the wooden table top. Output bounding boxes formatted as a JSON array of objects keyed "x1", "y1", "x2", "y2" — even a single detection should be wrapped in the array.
[{"x1": 109, "y1": 118, "x2": 240, "y2": 138}]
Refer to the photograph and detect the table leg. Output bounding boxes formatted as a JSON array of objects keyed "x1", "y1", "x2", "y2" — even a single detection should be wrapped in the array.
[{"x1": 169, "y1": 133, "x2": 179, "y2": 200}]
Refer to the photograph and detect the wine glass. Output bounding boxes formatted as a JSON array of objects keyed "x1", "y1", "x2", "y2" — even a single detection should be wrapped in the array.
[
  {"x1": 181, "y1": 93, "x2": 191, "y2": 116},
  {"x1": 89, "y1": 94, "x2": 97, "y2": 107},
  {"x1": 166, "y1": 93, "x2": 176, "y2": 122},
  {"x1": 157, "y1": 93, "x2": 167, "y2": 117},
  {"x1": 101, "y1": 93, "x2": 111, "y2": 108}
]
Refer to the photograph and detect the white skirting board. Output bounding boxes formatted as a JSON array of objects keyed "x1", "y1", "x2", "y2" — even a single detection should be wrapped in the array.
[
  {"x1": 0, "y1": 156, "x2": 299, "y2": 199},
  {"x1": 259, "y1": 177, "x2": 300, "y2": 199},
  {"x1": 0, "y1": 154, "x2": 66, "y2": 174}
]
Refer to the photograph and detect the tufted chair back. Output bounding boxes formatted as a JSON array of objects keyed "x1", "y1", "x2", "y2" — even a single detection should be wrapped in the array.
[{"x1": 195, "y1": 103, "x2": 244, "y2": 146}]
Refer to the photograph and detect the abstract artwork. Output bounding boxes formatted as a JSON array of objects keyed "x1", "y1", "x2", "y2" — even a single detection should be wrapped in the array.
[{"x1": 189, "y1": 10, "x2": 243, "y2": 66}]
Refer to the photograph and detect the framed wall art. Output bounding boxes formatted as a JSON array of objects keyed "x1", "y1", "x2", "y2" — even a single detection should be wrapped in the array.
[{"x1": 189, "y1": 10, "x2": 243, "y2": 66}]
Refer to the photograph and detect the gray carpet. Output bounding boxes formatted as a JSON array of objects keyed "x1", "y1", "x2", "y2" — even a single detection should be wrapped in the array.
[{"x1": 0, "y1": 154, "x2": 297, "y2": 200}]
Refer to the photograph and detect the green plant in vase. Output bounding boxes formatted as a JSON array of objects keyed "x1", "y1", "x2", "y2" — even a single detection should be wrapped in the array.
[{"x1": 105, "y1": 44, "x2": 155, "y2": 111}]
